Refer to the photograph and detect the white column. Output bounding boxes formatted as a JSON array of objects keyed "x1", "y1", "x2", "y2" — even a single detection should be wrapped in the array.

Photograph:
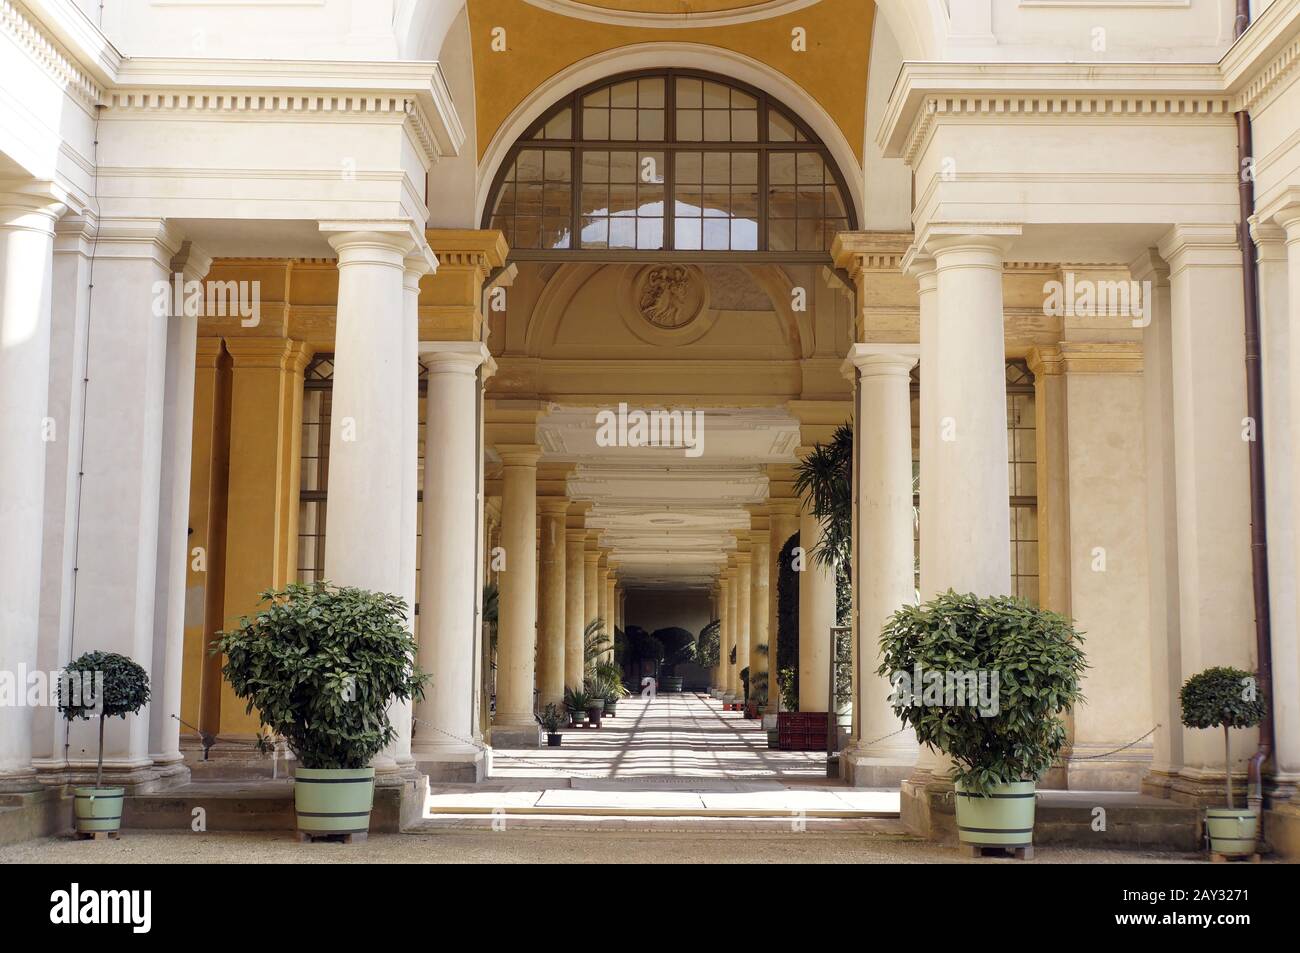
[
  {"x1": 748, "y1": 521, "x2": 771, "y2": 705},
  {"x1": 67, "y1": 218, "x2": 181, "y2": 783},
  {"x1": 1275, "y1": 207, "x2": 1300, "y2": 790},
  {"x1": 1158, "y1": 224, "x2": 1257, "y2": 780},
  {"x1": 843, "y1": 345, "x2": 920, "y2": 783},
  {"x1": 320, "y1": 224, "x2": 416, "y2": 775},
  {"x1": 494, "y1": 444, "x2": 542, "y2": 736},
  {"x1": 725, "y1": 566, "x2": 739, "y2": 697},
  {"x1": 0, "y1": 184, "x2": 63, "y2": 788},
  {"x1": 412, "y1": 342, "x2": 489, "y2": 776},
  {"x1": 735, "y1": 548, "x2": 752, "y2": 699},
  {"x1": 912, "y1": 259, "x2": 940, "y2": 599},
  {"x1": 924, "y1": 230, "x2": 1014, "y2": 597},
  {"x1": 33, "y1": 213, "x2": 95, "y2": 774},
  {"x1": 719, "y1": 571, "x2": 733, "y2": 696},
  {"x1": 565, "y1": 527, "x2": 587, "y2": 691},
  {"x1": 1133, "y1": 252, "x2": 1186, "y2": 794},
  {"x1": 537, "y1": 498, "x2": 568, "y2": 709},
  {"x1": 148, "y1": 242, "x2": 212, "y2": 776},
  {"x1": 797, "y1": 502, "x2": 836, "y2": 712},
  {"x1": 378, "y1": 253, "x2": 431, "y2": 775},
  {"x1": 583, "y1": 543, "x2": 600, "y2": 635}
]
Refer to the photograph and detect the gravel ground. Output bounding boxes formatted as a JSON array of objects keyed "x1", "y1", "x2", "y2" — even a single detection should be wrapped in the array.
[{"x1": 0, "y1": 829, "x2": 1209, "y2": 864}]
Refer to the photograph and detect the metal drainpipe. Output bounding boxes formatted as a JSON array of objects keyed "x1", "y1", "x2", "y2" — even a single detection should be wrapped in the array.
[{"x1": 1233, "y1": 0, "x2": 1275, "y2": 819}]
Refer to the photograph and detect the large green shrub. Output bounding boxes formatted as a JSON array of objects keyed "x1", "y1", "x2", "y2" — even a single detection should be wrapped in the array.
[
  {"x1": 59, "y1": 651, "x2": 151, "y2": 788},
  {"x1": 1180, "y1": 666, "x2": 1266, "y2": 808},
  {"x1": 878, "y1": 591, "x2": 1087, "y2": 795},
  {"x1": 216, "y1": 582, "x2": 428, "y2": 770}
]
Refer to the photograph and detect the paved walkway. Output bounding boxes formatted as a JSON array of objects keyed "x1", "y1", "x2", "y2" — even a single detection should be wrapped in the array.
[{"x1": 423, "y1": 692, "x2": 899, "y2": 823}]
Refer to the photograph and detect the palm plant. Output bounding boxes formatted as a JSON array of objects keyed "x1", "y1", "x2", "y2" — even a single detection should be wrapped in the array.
[
  {"x1": 696, "y1": 619, "x2": 720, "y2": 668},
  {"x1": 583, "y1": 618, "x2": 610, "y2": 676},
  {"x1": 791, "y1": 422, "x2": 852, "y2": 569}
]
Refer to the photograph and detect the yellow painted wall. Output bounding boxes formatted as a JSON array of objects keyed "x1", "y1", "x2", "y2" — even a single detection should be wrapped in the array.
[{"x1": 467, "y1": 0, "x2": 875, "y2": 162}]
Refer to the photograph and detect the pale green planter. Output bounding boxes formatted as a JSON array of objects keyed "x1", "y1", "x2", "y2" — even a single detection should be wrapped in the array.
[
  {"x1": 954, "y1": 780, "x2": 1036, "y2": 849},
  {"x1": 74, "y1": 786, "x2": 125, "y2": 836},
  {"x1": 294, "y1": 767, "x2": 375, "y2": 839},
  {"x1": 1206, "y1": 807, "x2": 1258, "y2": 857}
]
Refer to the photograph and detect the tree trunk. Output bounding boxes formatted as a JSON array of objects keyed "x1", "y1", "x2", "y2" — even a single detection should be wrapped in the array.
[
  {"x1": 96, "y1": 713, "x2": 106, "y2": 790},
  {"x1": 1223, "y1": 723, "x2": 1233, "y2": 809}
]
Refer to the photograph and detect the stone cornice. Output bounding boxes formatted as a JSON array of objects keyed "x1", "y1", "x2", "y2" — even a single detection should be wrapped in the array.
[
  {"x1": 1222, "y1": 0, "x2": 1300, "y2": 111},
  {"x1": 3, "y1": 0, "x2": 104, "y2": 107},
  {"x1": 879, "y1": 63, "x2": 1234, "y2": 164},
  {"x1": 1058, "y1": 341, "x2": 1144, "y2": 376}
]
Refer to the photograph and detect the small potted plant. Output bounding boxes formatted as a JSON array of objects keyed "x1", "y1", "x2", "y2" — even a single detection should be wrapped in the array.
[
  {"x1": 1180, "y1": 666, "x2": 1267, "y2": 858},
  {"x1": 592, "y1": 660, "x2": 627, "y2": 715},
  {"x1": 880, "y1": 591, "x2": 1087, "y2": 858},
  {"x1": 583, "y1": 674, "x2": 608, "y2": 727},
  {"x1": 217, "y1": 582, "x2": 428, "y2": 843},
  {"x1": 538, "y1": 703, "x2": 564, "y2": 747},
  {"x1": 59, "y1": 651, "x2": 151, "y2": 839},
  {"x1": 565, "y1": 687, "x2": 591, "y2": 727}
]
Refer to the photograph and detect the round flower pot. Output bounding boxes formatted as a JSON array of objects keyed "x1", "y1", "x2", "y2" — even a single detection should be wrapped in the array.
[
  {"x1": 570, "y1": 710, "x2": 587, "y2": 726},
  {"x1": 661, "y1": 676, "x2": 684, "y2": 693},
  {"x1": 547, "y1": 733, "x2": 563, "y2": 748},
  {"x1": 1206, "y1": 807, "x2": 1258, "y2": 857},
  {"x1": 74, "y1": 786, "x2": 125, "y2": 837},
  {"x1": 954, "y1": 780, "x2": 1036, "y2": 851},
  {"x1": 604, "y1": 698, "x2": 619, "y2": 716},
  {"x1": 294, "y1": 767, "x2": 375, "y2": 840},
  {"x1": 587, "y1": 705, "x2": 603, "y2": 727}
]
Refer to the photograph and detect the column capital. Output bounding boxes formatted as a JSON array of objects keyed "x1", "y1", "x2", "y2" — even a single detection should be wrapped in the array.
[
  {"x1": 842, "y1": 343, "x2": 919, "y2": 382},
  {"x1": 565, "y1": 528, "x2": 589, "y2": 545},
  {"x1": 583, "y1": 548, "x2": 603, "y2": 566},
  {"x1": 539, "y1": 498, "x2": 571, "y2": 517},
  {"x1": 420, "y1": 340, "x2": 492, "y2": 375},
  {"x1": 1156, "y1": 223, "x2": 1240, "y2": 270},
  {"x1": 320, "y1": 220, "x2": 421, "y2": 261},
  {"x1": 1025, "y1": 344, "x2": 1063, "y2": 379},
  {"x1": 1058, "y1": 341, "x2": 1143, "y2": 376},
  {"x1": 919, "y1": 222, "x2": 1021, "y2": 260},
  {"x1": 787, "y1": 399, "x2": 851, "y2": 449},
  {"x1": 767, "y1": 497, "x2": 802, "y2": 519},
  {"x1": 1248, "y1": 215, "x2": 1288, "y2": 254},
  {"x1": 1128, "y1": 248, "x2": 1170, "y2": 286},
  {"x1": 900, "y1": 243, "x2": 937, "y2": 282},
  {"x1": 496, "y1": 443, "x2": 542, "y2": 468},
  {"x1": 0, "y1": 181, "x2": 67, "y2": 234},
  {"x1": 91, "y1": 216, "x2": 184, "y2": 268},
  {"x1": 566, "y1": 500, "x2": 593, "y2": 529},
  {"x1": 195, "y1": 337, "x2": 225, "y2": 369},
  {"x1": 224, "y1": 337, "x2": 311, "y2": 371}
]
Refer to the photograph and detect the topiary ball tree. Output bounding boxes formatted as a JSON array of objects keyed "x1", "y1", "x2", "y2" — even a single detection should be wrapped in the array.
[
  {"x1": 216, "y1": 582, "x2": 428, "y2": 770},
  {"x1": 878, "y1": 590, "x2": 1087, "y2": 795},
  {"x1": 1179, "y1": 666, "x2": 1266, "y2": 809},
  {"x1": 59, "y1": 651, "x2": 151, "y2": 789}
]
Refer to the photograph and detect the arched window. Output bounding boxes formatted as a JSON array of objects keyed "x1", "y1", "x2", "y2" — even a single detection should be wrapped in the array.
[{"x1": 483, "y1": 70, "x2": 856, "y2": 258}]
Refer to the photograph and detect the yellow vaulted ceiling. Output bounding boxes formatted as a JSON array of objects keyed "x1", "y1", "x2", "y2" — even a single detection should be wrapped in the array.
[{"x1": 467, "y1": 0, "x2": 875, "y2": 164}]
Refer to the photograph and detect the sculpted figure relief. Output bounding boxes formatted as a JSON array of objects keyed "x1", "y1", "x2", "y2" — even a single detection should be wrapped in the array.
[{"x1": 638, "y1": 265, "x2": 694, "y2": 329}]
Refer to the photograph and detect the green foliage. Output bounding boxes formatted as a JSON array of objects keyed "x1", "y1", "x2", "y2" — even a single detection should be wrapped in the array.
[
  {"x1": 834, "y1": 626, "x2": 852, "y2": 710},
  {"x1": 630, "y1": 628, "x2": 665, "y2": 663},
  {"x1": 878, "y1": 591, "x2": 1087, "y2": 795},
  {"x1": 583, "y1": 619, "x2": 610, "y2": 671},
  {"x1": 59, "y1": 651, "x2": 151, "y2": 722},
  {"x1": 589, "y1": 659, "x2": 628, "y2": 701},
  {"x1": 778, "y1": 667, "x2": 798, "y2": 712},
  {"x1": 1179, "y1": 666, "x2": 1265, "y2": 808},
  {"x1": 749, "y1": 669, "x2": 769, "y2": 705},
  {"x1": 564, "y1": 687, "x2": 591, "y2": 713},
  {"x1": 740, "y1": 666, "x2": 750, "y2": 702},
  {"x1": 215, "y1": 582, "x2": 428, "y2": 770},
  {"x1": 654, "y1": 627, "x2": 696, "y2": 675},
  {"x1": 538, "y1": 703, "x2": 564, "y2": 734},
  {"x1": 696, "y1": 619, "x2": 720, "y2": 668},
  {"x1": 1179, "y1": 667, "x2": 1266, "y2": 731},
  {"x1": 791, "y1": 422, "x2": 853, "y2": 570},
  {"x1": 776, "y1": 533, "x2": 800, "y2": 701}
]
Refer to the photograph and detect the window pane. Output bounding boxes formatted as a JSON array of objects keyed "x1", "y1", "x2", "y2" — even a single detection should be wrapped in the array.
[
  {"x1": 610, "y1": 81, "x2": 637, "y2": 108},
  {"x1": 770, "y1": 111, "x2": 797, "y2": 142},
  {"x1": 584, "y1": 108, "x2": 609, "y2": 139},
  {"x1": 582, "y1": 151, "x2": 610, "y2": 182},
  {"x1": 702, "y1": 81, "x2": 729, "y2": 108},
  {"x1": 610, "y1": 108, "x2": 637, "y2": 140},
  {"x1": 677, "y1": 110, "x2": 702, "y2": 141},
  {"x1": 677, "y1": 77, "x2": 703, "y2": 108},
  {"x1": 543, "y1": 108, "x2": 572, "y2": 139},
  {"x1": 639, "y1": 109, "x2": 665, "y2": 140},
  {"x1": 675, "y1": 218, "x2": 702, "y2": 250},
  {"x1": 769, "y1": 153, "x2": 796, "y2": 184},
  {"x1": 639, "y1": 77, "x2": 665, "y2": 108},
  {"x1": 732, "y1": 110, "x2": 758, "y2": 142},
  {"x1": 675, "y1": 151, "x2": 702, "y2": 184},
  {"x1": 703, "y1": 109, "x2": 729, "y2": 140}
]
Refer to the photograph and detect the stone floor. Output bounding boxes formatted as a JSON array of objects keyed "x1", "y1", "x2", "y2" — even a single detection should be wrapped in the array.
[
  {"x1": 490, "y1": 691, "x2": 827, "y2": 780},
  {"x1": 425, "y1": 691, "x2": 897, "y2": 821},
  {"x1": 0, "y1": 828, "x2": 1210, "y2": 864}
]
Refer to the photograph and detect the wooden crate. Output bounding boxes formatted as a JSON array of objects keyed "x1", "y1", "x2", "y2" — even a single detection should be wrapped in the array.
[{"x1": 777, "y1": 711, "x2": 829, "y2": 751}]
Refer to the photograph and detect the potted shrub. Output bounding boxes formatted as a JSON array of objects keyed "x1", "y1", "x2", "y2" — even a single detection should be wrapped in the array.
[
  {"x1": 591, "y1": 659, "x2": 627, "y2": 715},
  {"x1": 879, "y1": 591, "x2": 1087, "y2": 857},
  {"x1": 583, "y1": 674, "x2": 608, "y2": 727},
  {"x1": 539, "y1": 704, "x2": 564, "y2": 747},
  {"x1": 58, "y1": 651, "x2": 151, "y2": 839},
  {"x1": 565, "y1": 687, "x2": 590, "y2": 727},
  {"x1": 655, "y1": 627, "x2": 696, "y2": 693},
  {"x1": 216, "y1": 582, "x2": 428, "y2": 843},
  {"x1": 1180, "y1": 666, "x2": 1267, "y2": 858}
]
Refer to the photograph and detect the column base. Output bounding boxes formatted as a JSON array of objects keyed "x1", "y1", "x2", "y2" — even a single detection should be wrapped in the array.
[
  {"x1": 840, "y1": 746, "x2": 917, "y2": 788},
  {"x1": 1061, "y1": 741, "x2": 1151, "y2": 792},
  {"x1": 899, "y1": 772, "x2": 958, "y2": 842},
  {"x1": 31, "y1": 760, "x2": 187, "y2": 794},
  {"x1": 0, "y1": 768, "x2": 41, "y2": 794},
  {"x1": 413, "y1": 745, "x2": 490, "y2": 783},
  {"x1": 1265, "y1": 798, "x2": 1300, "y2": 861},
  {"x1": 489, "y1": 724, "x2": 542, "y2": 749}
]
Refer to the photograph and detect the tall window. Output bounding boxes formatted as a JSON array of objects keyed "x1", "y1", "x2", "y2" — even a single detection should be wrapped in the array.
[
  {"x1": 483, "y1": 70, "x2": 855, "y2": 257},
  {"x1": 297, "y1": 355, "x2": 428, "y2": 602},
  {"x1": 909, "y1": 360, "x2": 1040, "y2": 603}
]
